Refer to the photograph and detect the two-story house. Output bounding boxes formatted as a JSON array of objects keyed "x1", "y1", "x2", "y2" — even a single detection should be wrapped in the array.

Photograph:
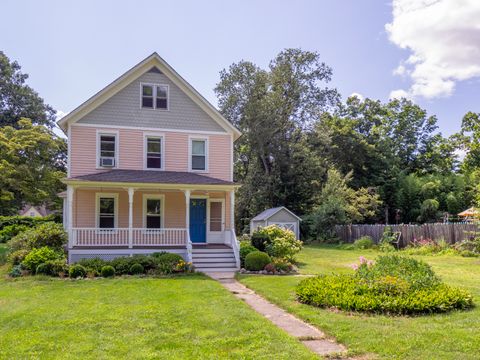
[{"x1": 57, "y1": 53, "x2": 241, "y2": 272}]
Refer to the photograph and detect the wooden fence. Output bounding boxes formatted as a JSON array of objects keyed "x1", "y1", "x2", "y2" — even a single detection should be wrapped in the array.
[{"x1": 334, "y1": 223, "x2": 479, "y2": 248}]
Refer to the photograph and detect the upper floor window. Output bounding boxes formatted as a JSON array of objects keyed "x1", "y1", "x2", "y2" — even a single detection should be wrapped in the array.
[
  {"x1": 145, "y1": 136, "x2": 163, "y2": 169},
  {"x1": 190, "y1": 138, "x2": 207, "y2": 171},
  {"x1": 98, "y1": 133, "x2": 117, "y2": 168},
  {"x1": 141, "y1": 84, "x2": 168, "y2": 110}
]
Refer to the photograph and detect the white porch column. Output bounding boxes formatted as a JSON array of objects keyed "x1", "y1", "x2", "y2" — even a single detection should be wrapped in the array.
[
  {"x1": 128, "y1": 188, "x2": 135, "y2": 249},
  {"x1": 229, "y1": 189, "x2": 235, "y2": 231},
  {"x1": 67, "y1": 185, "x2": 75, "y2": 249},
  {"x1": 183, "y1": 189, "x2": 192, "y2": 262}
]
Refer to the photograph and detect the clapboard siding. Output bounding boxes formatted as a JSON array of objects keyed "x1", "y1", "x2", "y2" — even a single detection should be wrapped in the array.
[
  {"x1": 76, "y1": 71, "x2": 226, "y2": 133},
  {"x1": 70, "y1": 125, "x2": 232, "y2": 181}
]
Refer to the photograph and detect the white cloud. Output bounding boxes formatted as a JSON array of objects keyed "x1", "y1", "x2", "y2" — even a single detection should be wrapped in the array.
[
  {"x1": 389, "y1": 89, "x2": 411, "y2": 100},
  {"x1": 386, "y1": 0, "x2": 480, "y2": 99},
  {"x1": 56, "y1": 110, "x2": 67, "y2": 120},
  {"x1": 349, "y1": 92, "x2": 364, "y2": 101}
]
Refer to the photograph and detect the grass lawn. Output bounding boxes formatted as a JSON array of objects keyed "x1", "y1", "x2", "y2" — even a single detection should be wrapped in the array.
[
  {"x1": 0, "y1": 271, "x2": 318, "y2": 359},
  {"x1": 239, "y1": 245, "x2": 480, "y2": 360}
]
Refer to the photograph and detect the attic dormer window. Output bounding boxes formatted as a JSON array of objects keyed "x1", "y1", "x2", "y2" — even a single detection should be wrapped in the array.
[{"x1": 141, "y1": 84, "x2": 168, "y2": 110}]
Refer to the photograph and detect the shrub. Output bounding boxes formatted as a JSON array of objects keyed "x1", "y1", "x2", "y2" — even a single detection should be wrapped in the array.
[
  {"x1": 256, "y1": 225, "x2": 302, "y2": 261},
  {"x1": 296, "y1": 274, "x2": 473, "y2": 315},
  {"x1": 174, "y1": 260, "x2": 194, "y2": 273},
  {"x1": 7, "y1": 222, "x2": 67, "y2": 254},
  {"x1": 101, "y1": 265, "x2": 115, "y2": 277},
  {"x1": 0, "y1": 214, "x2": 61, "y2": 229},
  {"x1": 264, "y1": 263, "x2": 276, "y2": 273},
  {"x1": 36, "y1": 259, "x2": 68, "y2": 276},
  {"x1": 454, "y1": 237, "x2": 480, "y2": 254},
  {"x1": 8, "y1": 249, "x2": 30, "y2": 265},
  {"x1": 130, "y1": 263, "x2": 144, "y2": 275},
  {"x1": 77, "y1": 257, "x2": 108, "y2": 276},
  {"x1": 110, "y1": 256, "x2": 134, "y2": 275},
  {"x1": 69, "y1": 264, "x2": 87, "y2": 278},
  {"x1": 0, "y1": 224, "x2": 29, "y2": 243},
  {"x1": 251, "y1": 232, "x2": 271, "y2": 252},
  {"x1": 240, "y1": 242, "x2": 257, "y2": 267},
  {"x1": 9, "y1": 264, "x2": 23, "y2": 278},
  {"x1": 154, "y1": 253, "x2": 183, "y2": 274},
  {"x1": 245, "y1": 251, "x2": 271, "y2": 271},
  {"x1": 130, "y1": 254, "x2": 156, "y2": 271},
  {"x1": 272, "y1": 258, "x2": 293, "y2": 272},
  {"x1": 379, "y1": 242, "x2": 396, "y2": 253},
  {"x1": 353, "y1": 236, "x2": 374, "y2": 249},
  {"x1": 21, "y1": 247, "x2": 62, "y2": 272}
]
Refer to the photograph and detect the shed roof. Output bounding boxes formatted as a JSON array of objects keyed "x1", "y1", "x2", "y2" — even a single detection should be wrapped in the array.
[{"x1": 251, "y1": 206, "x2": 302, "y2": 222}]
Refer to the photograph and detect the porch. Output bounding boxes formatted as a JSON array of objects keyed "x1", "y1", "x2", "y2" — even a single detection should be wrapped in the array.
[{"x1": 63, "y1": 173, "x2": 240, "y2": 269}]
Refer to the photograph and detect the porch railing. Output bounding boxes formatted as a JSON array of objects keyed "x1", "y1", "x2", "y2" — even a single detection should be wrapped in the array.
[{"x1": 71, "y1": 228, "x2": 188, "y2": 247}]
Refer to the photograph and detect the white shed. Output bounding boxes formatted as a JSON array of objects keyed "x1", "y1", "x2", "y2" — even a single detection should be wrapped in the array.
[{"x1": 250, "y1": 206, "x2": 301, "y2": 239}]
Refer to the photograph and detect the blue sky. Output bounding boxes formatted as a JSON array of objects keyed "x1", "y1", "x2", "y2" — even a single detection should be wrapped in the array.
[{"x1": 2, "y1": 0, "x2": 479, "y2": 136}]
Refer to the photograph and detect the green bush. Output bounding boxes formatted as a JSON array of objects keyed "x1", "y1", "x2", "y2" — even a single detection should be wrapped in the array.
[
  {"x1": 7, "y1": 222, "x2": 67, "y2": 253},
  {"x1": 0, "y1": 224, "x2": 29, "y2": 243},
  {"x1": 0, "y1": 214, "x2": 61, "y2": 231},
  {"x1": 245, "y1": 251, "x2": 271, "y2": 271},
  {"x1": 255, "y1": 225, "x2": 302, "y2": 261},
  {"x1": 8, "y1": 249, "x2": 29, "y2": 265},
  {"x1": 101, "y1": 265, "x2": 115, "y2": 277},
  {"x1": 69, "y1": 264, "x2": 87, "y2": 278},
  {"x1": 353, "y1": 236, "x2": 374, "y2": 249},
  {"x1": 130, "y1": 254, "x2": 156, "y2": 271},
  {"x1": 130, "y1": 263, "x2": 145, "y2": 275},
  {"x1": 110, "y1": 256, "x2": 134, "y2": 275},
  {"x1": 21, "y1": 246, "x2": 62, "y2": 272},
  {"x1": 9, "y1": 264, "x2": 22, "y2": 277},
  {"x1": 154, "y1": 253, "x2": 183, "y2": 274},
  {"x1": 379, "y1": 242, "x2": 396, "y2": 253},
  {"x1": 77, "y1": 257, "x2": 108, "y2": 276},
  {"x1": 250, "y1": 232, "x2": 271, "y2": 252},
  {"x1": 296, "y1": 274, "x2": 473, "y2": 315},
  {"x1": 240, "y1": 242, "x2": 257, "y2": 267},
  {"x1": 36, "y1": 259, "x2": 68, "y2": 276},
  {"x1": 454, "y1": 237, "x2": 480, "y2": 254},
  {"x1": 272, "y1": 258, "x2": 293, "y2": 272}
]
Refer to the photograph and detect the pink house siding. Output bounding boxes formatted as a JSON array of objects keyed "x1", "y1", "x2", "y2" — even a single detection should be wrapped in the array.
[{"x1": 70, "y1": 125, "x2": 232, "y2": 181}]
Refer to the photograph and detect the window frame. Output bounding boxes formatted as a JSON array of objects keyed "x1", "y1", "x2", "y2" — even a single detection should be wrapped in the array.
[
  {"x1": 208, "y1": 198, "x2": 225, "y2": 233},
  {"x1": 95, "y1": 193, "x2": 119, "y2": 229},
  {"x1": 143, "y1": 133, "x2": 165, "y2": 171},
  {"x1": 96, "y1": 130, "x2": 119, "y2": 169},
  {"x1": 142, "y1": 194, "x2": 165, "y2": 229},
  {"x1": 140, "y1": 83, "x2": 169, "y2": 110},
  {"x1": 188, "y1": 136, "x2": 209, "y2": 173}
]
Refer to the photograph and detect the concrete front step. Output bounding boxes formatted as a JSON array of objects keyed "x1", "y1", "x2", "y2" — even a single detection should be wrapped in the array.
[
  {"x1": 192, "y1": 252, "x2": 235, "y2": 258},
  {"x1": 197, "y1": 267, "x2": 238, "y2": 272},
  {"x1": 192, "y1": 248, "x2": 233, "y2": 253},
  {"x1": 195, "y1": 262, "x2": 237, "y2": 269}
]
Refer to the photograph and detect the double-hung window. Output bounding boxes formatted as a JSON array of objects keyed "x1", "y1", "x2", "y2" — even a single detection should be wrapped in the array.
[
  {"x1": 144, "y1": 196, "x2": 163, "y2": 229},
  {"x1": 145, "y1": 136, "x2": 162, "y2": 169},
  {"x1": 191, "y1": 139, "x2": 207, "y2": 171},
  {"x1": 141, "y1": 84, "x2": 168, "y2": 110},
  {"x1": 97, "y1": 195, "x2": 117, "y2": 229},
  {"x1": 98, "y1": 133, "x2": 117, "y2": 167}
]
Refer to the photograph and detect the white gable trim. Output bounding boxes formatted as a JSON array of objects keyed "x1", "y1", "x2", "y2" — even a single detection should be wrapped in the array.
[
  {"x1": 58, "y1": 53, "x2": 241, "y2": 140},
  {"x1": 264, "y1": 207, "x2": 302, "y2": 221}
]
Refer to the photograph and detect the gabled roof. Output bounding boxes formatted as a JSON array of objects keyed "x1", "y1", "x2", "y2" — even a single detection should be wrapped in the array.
[
  {"x1": 57, "y1": 53, "x2": 241, "y2": 140},
  {"x1": 19, "y1": 204, "x2": 52, "y2": 217},
  {"x1": 251, "y1": 206, "x2": 302, "y2": 222}
]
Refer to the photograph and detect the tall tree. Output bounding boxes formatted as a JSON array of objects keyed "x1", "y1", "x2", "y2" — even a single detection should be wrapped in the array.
[
  {"x1": 215, "y1": 49, "x2": 339, "y2": 231},
  {"x1": 0, "y1": 52, "x2": 56, "y2": 128},
  {"x1": 0, "y1": 119, "x2": 66, "y2": 215}
]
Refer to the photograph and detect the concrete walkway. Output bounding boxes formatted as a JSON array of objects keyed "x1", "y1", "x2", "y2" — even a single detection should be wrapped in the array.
[{"x1": 208, "y1": 272, "x2": 347, "y2": 358}]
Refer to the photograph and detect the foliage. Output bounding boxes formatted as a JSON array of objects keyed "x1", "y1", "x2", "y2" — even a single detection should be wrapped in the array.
[
  {"x1": 352, "y1": 236, "x2": 374, "y2": 249},
  {"x1": 0, "y1": 119, "x2": 66, "y2": 215},
  {"x1": 254, "y1": 225, "x2": 303, "y2": 261},
  {"x1": 272, "y1": 258, "x2": 294, "y2": 272},
  {"x1": 175, "y1": 260, "x2": 195, "y2": 273},
  {"x1": 454, "y1": 236, "x2": 480, "y2": 254},
  {"x1": 296, "y1": 274, "x2": 473, "y2": 314},
  {"x1": 101, "y1": 265, "x2": 116, "y2": 278},
  {"x1": 0, "y1": 51, "x2": 57, "y2": 128},
  {"x1": 26, "y1": 222, "x2": 67, "y2": 250},
  {"x1": 403, "y1": 238, "x2": 454, "y2": 256},
  {"x1": 379, "y1": 242, "x2": 396, "y2": 253},
  {"x1": 130, "y1": 263, "x2": 145, "y2": 275},
  {"x1": 21, "y1": 246, "x2": 62, "y2": 272},
  {"x1": 69, "y1": 264, "x2": 87, "y2": 278},
  {"x1": 240, "y1": 242, "x2": 258, "y2": 267},
  {"x1": 77, "y1": 257, "x2": 107, "y2": 276},
  {"x1": 245, "y1": 251, "x2": 271, "y2": 271},
  {"x1": 153, "y1": 253, "x2": 184, "y2": 275},
  {"x1": 0, "y1": 214, "x2": 61, "y2": 228},
  {"x1": 9, "y1": 264, "x2": 22, "y2": 277},
  {"x1": 250, "y1": 232, "x2": 271, "y2": 252},
  {"x1": 7, "y1": 249, "x2": 29, "y2": 265},
  {"x1": 35, "y1": 259, "x2": 68, "y2": 276},
  {"x1": 0, "y1": 224, "x2": 29, "y2": 243}
]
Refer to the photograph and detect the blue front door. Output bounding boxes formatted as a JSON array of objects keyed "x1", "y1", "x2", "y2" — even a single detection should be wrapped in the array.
[{"x1": 190, "y1": 199, "x2": 206, "y2": 243}]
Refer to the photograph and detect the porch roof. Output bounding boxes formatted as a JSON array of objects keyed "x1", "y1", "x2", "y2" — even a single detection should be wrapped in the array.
[{"x1": 65, "y1": 169, "x2": 236, "y2": 186}]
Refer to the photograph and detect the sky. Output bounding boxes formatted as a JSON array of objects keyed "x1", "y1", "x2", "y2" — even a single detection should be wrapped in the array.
[{"x1": 1, "y1": 0, "x2": 479, "y2": 136}]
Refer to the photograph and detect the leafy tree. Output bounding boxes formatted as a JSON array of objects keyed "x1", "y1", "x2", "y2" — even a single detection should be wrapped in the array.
[
  {"x1": 0, "y1": 119, "x2": 66, "y2": 215},
  {"x1": 215, "y1": 49, "x2": 339, "y2": 231},
  {"x1": 455, "y1": 111, "x2": 480, "y2": 172},
  {"x1": 0, "y1": 52, "x2": 56, "y2": 128}
]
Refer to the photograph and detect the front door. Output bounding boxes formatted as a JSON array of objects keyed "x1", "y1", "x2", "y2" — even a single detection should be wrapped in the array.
[{"x1": 190, "y1": 199, "x2": 206, "y2": 243}]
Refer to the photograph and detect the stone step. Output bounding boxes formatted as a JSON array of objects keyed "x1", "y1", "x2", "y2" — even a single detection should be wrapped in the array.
[
  {"x1": 197, "y1": 267, "x2": 238, "y2": 272},
  {"x1": 194, "y1": 262, "x2": 237, "y2": 269}
]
